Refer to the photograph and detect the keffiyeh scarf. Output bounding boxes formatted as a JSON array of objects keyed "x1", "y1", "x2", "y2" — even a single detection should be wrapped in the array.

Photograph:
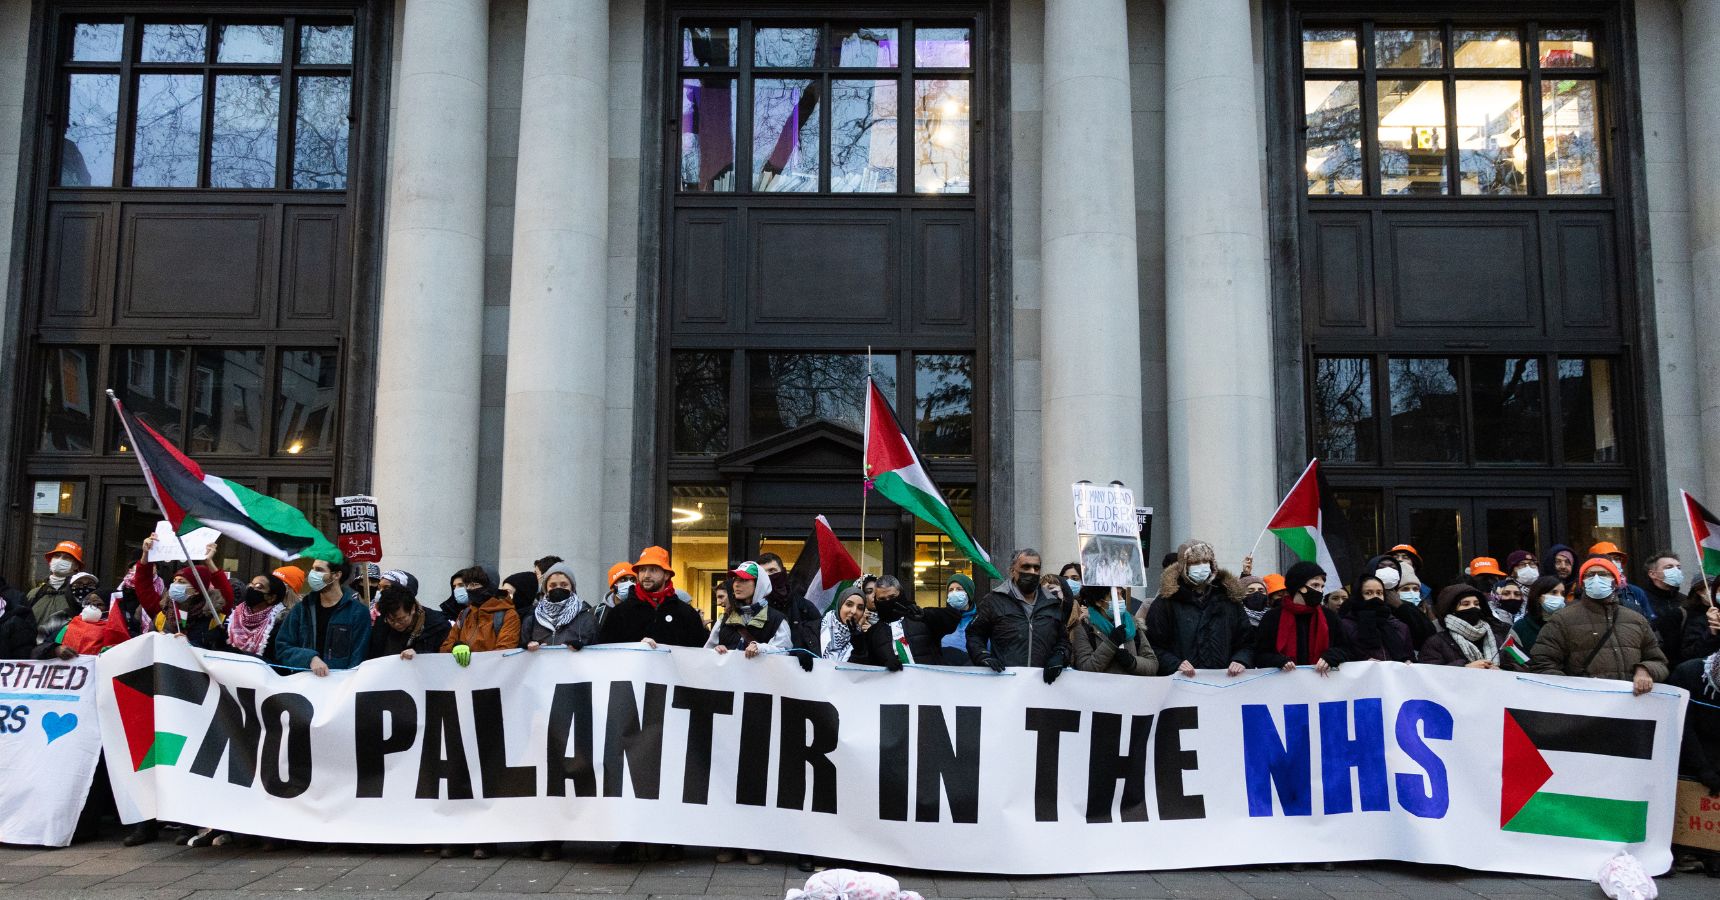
[
  {"x1": 534, "y1": 593, "x2": 584, "y2": 632},
  {"x1": 226, "y1": 602, "x2": 281, "y2": 655}
]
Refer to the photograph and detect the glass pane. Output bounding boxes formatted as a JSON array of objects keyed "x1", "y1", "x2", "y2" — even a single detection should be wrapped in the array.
[
  {"x1": 1376, "y1": 28, "x2": 1442, "y2": 68},
  {"x1": 1405, "y1": 505, "x2": 1463, "y2": 589},
  {"x1": 681, "y1": 26, "x2": 737, "y2": 67},
  {"x1": 673, "y1": 351, "x2": 730, "y2": 454},
  {"x1": 914, "y1": 79, "x2": 970, "y2": 193},
  {"x1": 1333, "y1": 490, "x2": 1383, "y2": 564},
  {"x1": 1542, "y1": 79, "x2": 1601, "y2": 194},
  {"x1": 670, "y1": 485, "x2": 729, "y2": 618},
  {"x1": 1313, "y1": 357, "x2": 1376, "y2": 463},
  {"x1": 1567, "y1": 492, "x2": 1627, "y2": 556},
  {"x1": 1456, "y1": 80, "x2": 1527, "y2": 195},
  {"x1": 60, "y1": 73, "x2": 119, "y2": 186},
  {"x1": 1452, "y1": 28, "x2": 1521, "y2": 68},
  {"x1": 915, "y1": 354, "x2": 973, "y2": 457},
  {"x1": 753, "y1": 78, "x2": 820, "y2": 191},
  {"x1": 1470, "y1": 357, "x2": 1545, "y2": 462},
  {"x1": 1378, "y1": 79, "x2": 1447, "y2": 195},
  {"x1": 38, "y1": 347, "x2": 96, "y2": 452},
  {"x1": 211, "y1": 74, "x2": 280, "y2": 188},
  {"x1": 1305, "y1": 80, "x2": 1362, "y2": 194},
  {"x1": 70, "y1": 23, "x2": 123, "y2": 61},
  {"x1": 1484, "y1": 507, "x2": 1542, "y2": 561},
  {"x1": 112, "y1": 347, "x2": 188, "y2": 448},
  {"x1": 831, "y1": 79, "x2": 898, "y2": 192},
  {"x1": 275, "y1": 480, "x2": 335, "y2": 544},
  {"x1": 755, "y1": 27, "x2": 818, "y2": 67},
  {"x1": 915, "y1": 27, "x2": 971, "y2": 67},
  {"x1": 299, "y1": 24, "x2": 354, "y2": 64},
  {"x1": 276, "y1": 349, "x2": 338, "y2": 455},
  {"x1": 29, "y1": 480, "x2": 87, "y2": 582},
  {"x1": 831, "y1": 26, "x2": 899, "y2": 67},
  {"x1": 1302, "y1": 28, "x2": 1358, "y2": 68},
  {"x1": 132, "y1": 73, "x2": 204, "y2": 187},
  {"x1": 141, "y1": 23, "x2": 207, "y2": 62},
  {"x1": 293, "y1": 75, "x2": 351, "y2": 189},
  {"x1": 188, "y1": 348, "x2": 265, "y2": 454},
  {"x1": 915, "y1": 488, "x2": 975, "y2": 605},
  {"x1": 749, "y1": 354, "x2": 898, "y2": 438},
  {"x1": 218, "y1": 24, "x2": 282, "y2": 63},
  {"x1": 1558, "y1": 358, "x2": 1618, "y2": 463},
  {"x1": 1539, "y1": 28, "x2": 1595, "y2": 68},
  {"x1": 680, "y1": 78, "x2": 735, "y2": 191},
  {"x1": 1388, "y1": 358, "x2": 1462, "y2": 463}
]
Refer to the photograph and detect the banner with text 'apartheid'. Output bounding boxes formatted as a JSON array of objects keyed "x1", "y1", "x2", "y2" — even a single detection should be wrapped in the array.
[{"x1": 97, "y1": 634, "x2": 1683, "y2": 878}]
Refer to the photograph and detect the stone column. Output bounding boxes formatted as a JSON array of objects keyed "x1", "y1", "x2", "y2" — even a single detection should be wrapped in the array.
[
  {"x1": 497, "y1": 0, "x2": 611, "y2": 579},
  {"x1": 1163, "y1": 0, "x2": 1275, "y2": 562},
  {"x1": 1039, "y1": 0, "x2": 1145, "y2": 557},
  {"x1": 1687, "y1": 0, "x2": 1720, "y2": 502},
  {"x1": 371, "y1": 0, "x2": 488, "y2": 579}
]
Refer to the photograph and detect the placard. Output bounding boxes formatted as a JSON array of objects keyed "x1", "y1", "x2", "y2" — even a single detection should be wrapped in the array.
[
  {"x1": 334, "y1": 495, "x2": 383, "y2": 564},
  {"x1": 146, "y1": 521, "x2": 221, "y2": 562},
  {"x1": 1072, "y1": 483, "x2": 1147, "y2": 587}
]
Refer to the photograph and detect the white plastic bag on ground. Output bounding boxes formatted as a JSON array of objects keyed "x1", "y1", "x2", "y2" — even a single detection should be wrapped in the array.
[
  {"x1": 1597, "y1": 850, "x2": 1657, "y2": 900},
  {"x1": 785, "y1": 868, "x2": 926, "y2": 900}
]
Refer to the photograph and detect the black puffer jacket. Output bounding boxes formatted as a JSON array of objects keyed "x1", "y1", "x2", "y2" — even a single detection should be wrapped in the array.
[
  {"x1": 767, "y1": 583, "x2": 824, "y2": 655},
  {"x1": 965, "y1": 583, "x2": 1070, "y2": 668},
  {"x1": 0, "y1": 580, "x2": 36, "y2": 660},
  {"x1": 1145, "y1": 562, "x2": 1254, "y2": 671},
  {"x1": 867, "y1": 600, "x2": 961, "y2": 667}
]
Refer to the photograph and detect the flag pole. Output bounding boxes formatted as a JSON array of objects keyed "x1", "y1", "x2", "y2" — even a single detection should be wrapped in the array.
[{"x1": 860, "y1": 348, "x2": 871, "y2": 574}]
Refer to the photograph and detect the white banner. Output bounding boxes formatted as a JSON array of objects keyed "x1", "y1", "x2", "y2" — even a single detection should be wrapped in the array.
[
  {"x1": 1, "y1": 659, "x2": 102, "y2": 846},
  {"x1": 97, "y1": 634, "x2": 1685, "y2": 878}
]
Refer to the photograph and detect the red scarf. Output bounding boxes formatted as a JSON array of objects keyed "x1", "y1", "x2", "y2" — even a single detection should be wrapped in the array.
[
  {"x1": 636, "y1": 580, "x2": 677, "y2": 609},
  {"x1": 1275, "y1": 599, "x2": 1330, "y2": 664}
]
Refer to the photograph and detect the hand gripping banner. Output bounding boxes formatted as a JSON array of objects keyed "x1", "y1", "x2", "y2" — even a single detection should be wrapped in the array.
[{"x1": 97, "y1": 634, "x2": 1684, "y2": 878}]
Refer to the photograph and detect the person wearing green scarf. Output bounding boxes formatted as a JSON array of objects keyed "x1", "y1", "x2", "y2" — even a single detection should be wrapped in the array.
[{"x1": 1071, "y1": 584, "x2": 1159, "y2": 675}]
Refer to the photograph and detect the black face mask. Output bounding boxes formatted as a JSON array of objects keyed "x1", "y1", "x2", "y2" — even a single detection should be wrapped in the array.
[
  {"x1": 546, "y1": 588, "x2": 572, "y2": 603},
  {"x1": 1015, "y1": 573, "x2": 1040, "y2": 596},
  {"x1": 1243, "y1": 593, "x2": 1269, "y2": 611},
  {"x1": 242, "y1": 587, "x2": 272, "y2": 609},
  {"x1": 1496, "y1": 597, "x2": 1524, "y2": 613},
  {"x1": 70, "y1": 585, "x2": 98, "y2": 603},
  {"x1": 1455, "y1": 606, "x2": 1486, "y2": 625}
]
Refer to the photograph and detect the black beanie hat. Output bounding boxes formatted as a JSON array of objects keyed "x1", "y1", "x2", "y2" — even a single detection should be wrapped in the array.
[{"x1": 1283, "y1": 560, "x2": 1327, "y2": 598}]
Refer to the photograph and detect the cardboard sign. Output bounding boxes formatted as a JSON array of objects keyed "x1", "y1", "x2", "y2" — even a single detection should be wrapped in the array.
[
  {"x1": 1674, "y1": 778, "x2": 1720, "y2": 852},
  {"x1": 334, "y1": 495, "x2": 383, "y2": 564},
  {"x1": 1072, "y1": 483, "x2": 1147, "y2": 588}
]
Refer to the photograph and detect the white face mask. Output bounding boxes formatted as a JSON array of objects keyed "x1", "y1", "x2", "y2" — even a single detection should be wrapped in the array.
[
  {"x1": 1541, "y1": 595, "x2": 1566, "y2": 614},
  {"x1": 1662, "y1": 566, "x2": 1684, "y2": 589},
  {"x1": 49, "y1": 558, "x2": 74, "y2": 576},
  {"x1": 947, "y1": 590, "x2": 969, "y2": 611},
  {"x1": 1583, "y1": 575, "x2": 1614, "y2": 600},
  {"x1": 1515, "y1": 566, "x2": 1539, "y2": 586},
  {"x1": 80, "y1": 605, "x2": 102, "y2": 623},
  {"x1": 306, "y1": 570, "x2": 330, "y2": 593},
  {"x1": 1186, "y1": 563, "x2": 1213, "y2": 584},
  {"x1": 1375, "y1": 567, "x2": 1401, "y2": 589},
  {"x1": 1399, "y1": 590, "x2": 1422, "y2": 606}
]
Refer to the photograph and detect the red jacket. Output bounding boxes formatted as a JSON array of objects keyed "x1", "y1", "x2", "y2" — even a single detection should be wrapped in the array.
[
  {"x1": 131, "y1": 560, "x2": 233, "y2": 616},
  {"x1": 58, "y1": 604, "x2": 138, "y2": 655}
]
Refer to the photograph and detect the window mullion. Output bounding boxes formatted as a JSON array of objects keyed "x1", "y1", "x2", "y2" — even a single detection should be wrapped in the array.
[
  {"x1": 278, "y1": 16, "x2": 297, "y2": 190},
  {"x1": 200, "y1": 16, "x2": 216, "y2": 188},
  {"x1": 1361, "y1": 21, "x2": 1378, "y2": 195},
  {"x1": 1526, "y1": 22, "x2": 1548, "y2": 196},
  {"x1": 737, "y1": 21, "x2": 754, "y2": 193},
  {"x1": 115, "y1": 15, "x2": 138, "y2": 186},
  {"x1": 901, "y1": 18, "x2": 914, "y2": 195},
  {"x1": 819, "y1": 72, "x2": 831, "y2": 192}
]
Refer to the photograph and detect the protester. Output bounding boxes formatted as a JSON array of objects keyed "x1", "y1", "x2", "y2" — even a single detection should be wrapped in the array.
[
  {"x1": 348, "y1": 562, "x2": 382, "y2": 599},
  {"x1": 503, "y1": 570, "x2": 540, "y2": 622},
  {"x1": 214, "y1": 573, "x2": 290, "y2": 660},
  {"x1": 1488, "y1": 578, "x2": 1527, "y2": 629},
  {"x1": 366, "y1": 585, "x2": 451, "y2": 660},
  {"x1": 1466, "y1": 556, "x2": 1506, "y2": 598},
  {"x1": 1238, "y1": 574, "x2": 1272, "y2": 627},
  {"x1": 440, "y1": 582, "x2": 520, "y2": 666},
  {"x1": 938, "y1": 574, "x2": 979, "y2": 666},
  {"x1": 1369, "y1": 556, "x2": 1436, "y2": 650},
  {"x1": 534, "y1": 555, "x2": 564, "y2": 583},
  {"x1": 1145, "y1": 540, "x2": 1253, "y2": 677},
  {"x1": 132, "y1": 534, "x2": 235, "y2": 616},
  {"x1": 1341, "y1": 573, "x2": 1413, "y2": 662},
  {"x1": 1059, "y1": 562, "x2": 1083, "y2": 589},
  {"x1": 1528, "y1": 557, "x2": 1667, "y2": 694},
  {"x1": 965, "y1": 549, "x2": 1071, "y2": 683},
  {"x1": 1386, "y1": 544, "x2": 1433, "y2": 603},
  {"x1": 819, "y1": 586, "x2": 871, "y2": 664},
  {"x1": 1418, "y1": 585, "x2": 1510, "y2": 669},
  {"x1": 758, "y1": 552, "x2": 823, "y2": 655},
  {"x1": 1642, "y1": 551, "x2": 1690, "y2": 661},
  {"x1": 1253, "y1": 562, "x2": 1349, "y2": 674},
  {"x1": 441, "y1": 566, "x2": 498, "y2": 619},
  {"x1": 604, "y1": 562, "x2": 636, "y2": 608},
  {"x1": 272, "y1": 565, "x2": 307, "y2": 608},
  {"x1": 521, "y1": 562, "x2": 599, "y2": 655},
  {"x1": 1070, "y1": 585, "x2": 1157, "y2": 675},
  {"x1": 1667, "y1": 650, "x2": 1720, "y2": 876},
  {"x1": 1323, "y1": 588, "x2": 1348, "y2": 614},
  {"x1": 0, "y1": 575, "x2": 38, "y2": 659},
  {"x1": 1511, "y1": 575, "x2": 1565, "y2": 658},
  {"x1": 596, "y1": 546, "x2": 709, "y2": 650},
  {"x1": 28, "y1": 540, "x2": 87, "y2": 624},
  {"x1": 49, "y1": 576, "x2": 134, "y2": 659},
  {"x1": 707, "y1": 561, "x2": 794, "y2": 655},
  {"x1": 1504, "y1": 551, "x2": 1539, "y2": 589},
  {"x1": 866, "y1": 575, "x2": 959, "y2": 670},
  {"x1": 1589, "y1": 542, "x2": 1655, "y2": 620},
  {"x1": 273, "y1": 558, "x2": 371, "y2": 676},
  {"x1": 1541, "y1": 544, "x2": 1578, "y2": 591},
  {"x1": 1683, "y1": 580, "x2": 1720, "y2": 665}
]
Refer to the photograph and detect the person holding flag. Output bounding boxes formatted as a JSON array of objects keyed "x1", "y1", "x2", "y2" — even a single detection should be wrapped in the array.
[
  {"x1": 863, "y1": 575, "x2": 960, "y2": 670},
  {"x1": 1252, "y1": 562, "x2": 1352, "y2": 675}
]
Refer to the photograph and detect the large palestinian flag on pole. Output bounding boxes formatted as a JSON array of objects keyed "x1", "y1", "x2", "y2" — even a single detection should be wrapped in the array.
[
  {"x1": 109, "y1": 392, "x2": 340, "y2": 562},
  {"x1": 1681, "y1": 490, "x2": 1720, "y2": 579},
  {"x1": 789, "y1": 515, "x2": 865, "y2": 613},
  {"x1": 863, "y1": 379, "x2": 1003, "y2": 580},
  {"x1": 1265, "y1": 459, "x2": 1359, "y2": 589}
]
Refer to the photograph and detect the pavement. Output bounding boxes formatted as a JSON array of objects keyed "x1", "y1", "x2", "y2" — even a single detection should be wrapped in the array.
[{"x1": 1, "y1": 837, "x2": 1716, "y2": 899}]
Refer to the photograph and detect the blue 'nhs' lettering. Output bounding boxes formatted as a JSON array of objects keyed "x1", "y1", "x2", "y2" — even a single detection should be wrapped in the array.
[{"x1": 1240, "y1": 699, "x2": 1452, "y2": 819}]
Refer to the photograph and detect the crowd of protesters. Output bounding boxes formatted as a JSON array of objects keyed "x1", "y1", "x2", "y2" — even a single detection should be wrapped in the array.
[{"x1": 4, "y1": 529, "x2": 1718, "y2": 876}]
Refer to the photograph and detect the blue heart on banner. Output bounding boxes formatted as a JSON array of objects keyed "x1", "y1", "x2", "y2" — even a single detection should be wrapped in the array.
[{"x1": 42, "y1": 711, "x2": 78, "y2": 744}]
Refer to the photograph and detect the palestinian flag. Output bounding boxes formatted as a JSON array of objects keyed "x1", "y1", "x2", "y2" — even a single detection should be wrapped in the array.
[
  {"x1": 789, "y1": 515, "x2": 865, "y2": 613},
  {"x1": 864, "y1": 379, "x2": 1002, "y2": 580},
  {"x1": 1681, "y1": 490, "x2": 1720, "y2": 578},
  {"x1": 1265, "y1": 459, "x2": 1359, "y2": 590},
  {"x1": 1501, "y1": 708, "x2": 1655, "y2": 842},
  {"x1": 111, "y1": 395, "x2": 341, "y2": 562},
  {"x1": 1500, "y1": 631, "x2": 1530, "y2": 667}
]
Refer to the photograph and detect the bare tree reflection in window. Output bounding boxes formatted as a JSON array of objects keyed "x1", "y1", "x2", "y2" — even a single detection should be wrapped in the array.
[
  {"x1": 915, "y1": 354, "x2": 972, "y2": 456},
  {"x1": 832, "y1": 79, "x2": 897, "y2": 192},
  {"x1": 1313, "y1": 358, "x2": 1376, "y2": 461},
  {"x1": 1388, "y1": 358, "x2": 1462, "y2": 462},
  {"x1": 750, "y1": 354, "x2": 897, "y2": 437},
  {"x1": 212, "y1": 75, "x2": 279, "y2": 188},
  {"x1": 141, "y1": 23, "x2": 206, "y2": 62},
  {"x1": 673, "y1": 352, "x2": 730, "y2": 454},
  {"x1": 61, "y1": 74, "x2": 118, "y2": 186},
  {"x1": 133, "y1": 74, "x2": 203, "y2": 186},
  {"x1": 681, "y1": 78, "x2": 734, "y2": 191},
  {"x1": 1305, "y1": 80, "x2": 1362, "y2": 194},
  {"x1": 754, "y1": 78, "x2": 820, "y2": 191},
  {"x1": 293, "y1": 76, "x2": 350, "y2": 189}
]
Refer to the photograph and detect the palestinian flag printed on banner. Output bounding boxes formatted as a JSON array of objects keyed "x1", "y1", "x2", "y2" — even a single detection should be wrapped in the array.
[
  {"x1": 1264, "y1": 459, "x2": 1359, "y2": 588},
  {"x1": 1682, "y1": 490, "x2": 1720, "y2": 579},
  {"x1": 111, "y1": 662, "x2": 208, "y2": 771},
  {"x1": 864, "y1": 379, "x2": 1003, "y2": 580},
  {"x1": 790, "y1": 515, "x2": 865, "y2": 613},
  {"x1": 1500, "y1": 708, "x2": 1655, "y2": 842},
  {"x1": 111, "y1": 395, "x2": 341, "y2": 562}
]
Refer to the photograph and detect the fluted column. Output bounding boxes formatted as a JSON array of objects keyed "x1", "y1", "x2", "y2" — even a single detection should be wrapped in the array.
[
  {"x1": 371, "y1": 0, "x2": 489, "y2": 578},
  {"x1": 1039, "y1": 0, "x2": 1145, "y2": 555},
  {"x1": 1163, "y1": 0, "x2": 1276, "y2": 562},
  {"x1": 497, "y1": 0, "x2": 611, "y2": 580},
  {"x1": 1687, "y1": 0, "x2": 1720, "y2": 502}
]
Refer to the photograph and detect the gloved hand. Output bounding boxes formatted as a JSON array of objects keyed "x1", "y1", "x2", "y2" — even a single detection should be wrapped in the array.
[
  {"x1": 1111, "y1": 624, "x2": 1129, "y2": 644},
  {"x1": 796, "y1": 651, "x2": 815, "y2": 672},
  {"x1": 452, "y1": 644, "x2": 472, "y2": 667},
  {"x1": 1042, "y1": 661, "x2": 1065, "y2": 684},
  {"x1": 1114, "y1": 643, "x2": 1135, "y2": 667},
  {"x1": 883, "y1": 651, "x2": 904, "y2": 672},
  {"x1": 983, "y1": 656, "x2": 1005, "y2": 673},
  {"x1": 566, "y1": 639, "x2": 585, "y2": 651}
]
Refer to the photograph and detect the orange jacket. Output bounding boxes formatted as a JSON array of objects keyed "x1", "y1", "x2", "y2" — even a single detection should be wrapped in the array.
[{"x1": 440, "y1": 595, "x2": 520, "y2": 653}]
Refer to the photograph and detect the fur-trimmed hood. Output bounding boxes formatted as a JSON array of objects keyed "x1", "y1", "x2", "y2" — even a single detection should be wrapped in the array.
[{"x1": 1160, "y1": 561, "x2": 1244, "y2": 602}]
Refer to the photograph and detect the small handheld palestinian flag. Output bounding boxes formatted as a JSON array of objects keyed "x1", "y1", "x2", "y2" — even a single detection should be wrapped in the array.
[
  {"x1": 1500, "y1": 631, "x2": 1530, "y2": 667},
  {"x1": 109, "y1": 391, "x2": 341, "y2": 562},
  {"x1": 890, "y1": 621, "x2": 913, "y2": 666},
  {"x1": 789, "y1": 515, "x2": 865, "y2": 613},
  {"x1": 1263, "y1": 459, "x2": 1359, "y2": 588},
  {"x1": 1681, "y1": 490, "x2": 1720, "y2": 579}
]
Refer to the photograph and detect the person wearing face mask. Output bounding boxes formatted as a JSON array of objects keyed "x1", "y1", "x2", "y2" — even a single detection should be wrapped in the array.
[
  {"x1": 1511, "y1": 575, "x2": 1567, "y2": 658},
  {"x1": 215, "y1": 574, "x2": 291, "y2": 660},
  {"x1": 503, "y1": 570, "x2": 540, "y2": 623},
  {"x1": 1528, "y1": 558, "x2": 1668, "y2": 694},
  {"x1": 521, "y1": 562, "x2": 599, "y2": 656},
  {"x1": 1588, "y1": 542, "x2": 1656, "y2": 621},
  {"x1": 1341, "y1": 574, "x2": 1413, "y2": 662},
  {"x1": 48, "y1": 575, "x2": 136, "y2": 659},
  {"x1": 864, "y1": 574, "x2": 961, "y2": 670},
  {"x1": 603, "y1": 562, "x2": 636, "y2": 610},
  {"x1": 1252, "y1": 562, "x2": 1350, "y2": 675},
  {"x1": 1385, "y1": 544, "x2": 1434, "y2": 604},
  {"x1": 440, "y1": 565, "x2": 498, "y2": 618},
  {"x1": 966, "y1": 549, "x2": 1072, "y2": 684},
  {"x1": 1679, "y1": 578, "x2": 1720, "y2": 667},
  {"x1": 28, "y1": 541, "x2": 88, "y2": 624},
  {"x1": 1418, "y1": 585, "x2": 1511, "y2": 669},
  {"x1": 1488, "y1": 579, "x2": 1528, "y2": 629},
  {"x1": 1237, "y1": 575, "x2": 1271, "y2": 627},
  {"x1": 1070, "y1": 584, "x2": 1158, "y2": 675},
  {"x1": 939, "y1": 574, "x2": 979, "y2": 666},
  {"x1": 1145, "y1": 540, "x2": 1254, "y2": 678},
  {"x1": 597, "y1": 546, "x2": 708, "y2": 653},
  {"x1": 131, "y1": 533, "x2": 235, "y2": 620},
  {"x1": 1505, "y1": 550, "x2": 1540, "y2": 589},
  {"x1": 1465, "y1": 556, "x2": 1507, "y2": 597},
  {"x1": 273, "y1": 558, "x2": 371, "y2": 677},
  {"x1": 151, "y1": 564, "x2": 227, "y2": 649},
  {"x1": 820, "y1": 586, "x2": 873, "y2": 664},
  {"x1": 757, "y1": 552, "x2": 824, "y2": 655},
  {"x1": 366, "y1": 585, "x2": 451, "y2": 660},
  {"x1": 1384, "y1": 560, "x2": 1437, "y2": 651},
  {"x1": 1642, "y1": 551, "x2": 1691, "y2": 662}
]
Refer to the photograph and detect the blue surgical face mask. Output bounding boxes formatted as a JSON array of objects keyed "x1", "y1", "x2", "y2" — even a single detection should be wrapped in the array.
[
  {"x1": 1583, "y1": 575, "x2": 1614, "y2": 600},
  {"x1": 1541, "y1": 595, "x2": 1566, "y2": 614},
  {"x1": 1066, "y1": 579, "x2": 1084, "y2": 594},
  {"x1": 167, "y1": 582, "x2": 193, "y2": 605},
  {"x1": 1398, "y1": 590, "x2": 1422, "y2": 606},
  {"x1": 453, "y1": 585, "x2": 470, "y2": 606},
  {"x1": 947, "y1": 590, "x2": 969, "y2": 611},
  {"x1": 306, "y1": 570, "x2": 330, "y2": 593},
  {"x1": 1662, "y1": 566, "x2": 1684, "y2": 589}
]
